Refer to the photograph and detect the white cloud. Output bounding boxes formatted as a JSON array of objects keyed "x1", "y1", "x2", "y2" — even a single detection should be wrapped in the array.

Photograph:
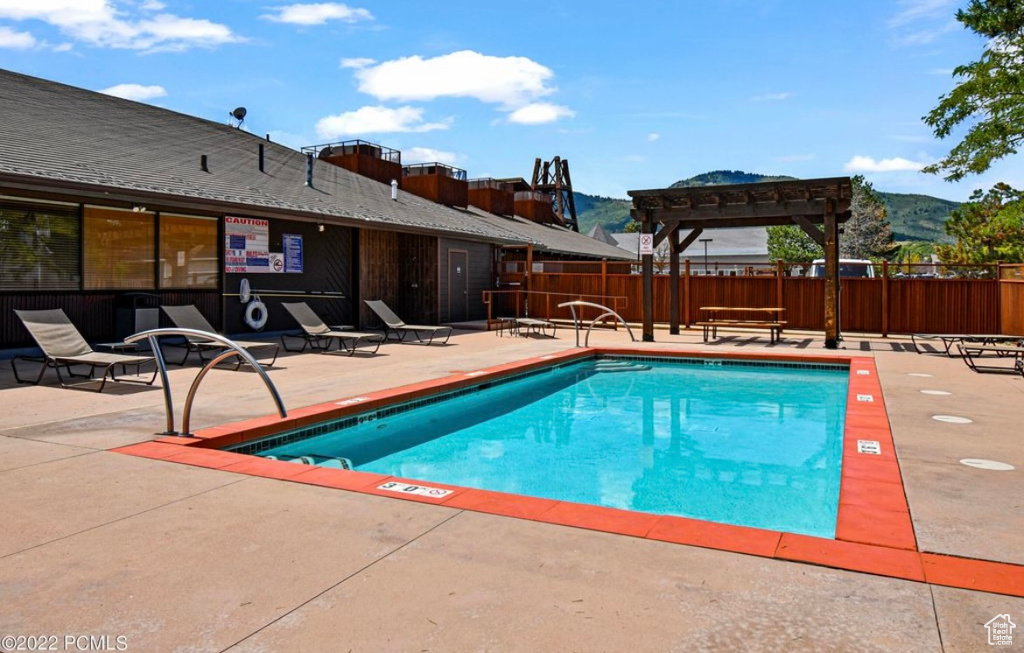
[
  {"x1": 0, "y1": 0, "x2": 242, "y2": 52},
  {"x1": 315, "y1": 105, "x2": 452, "y2": 138},
  {"x1": 647, "y1": 132, "x2": 660, "y2": 142},
  {"x1": 887, "y1": 0, "x2": 959, "y2": 47},
  {"x1": 99, "y1": 83, "x2": 167, "y2": 101},
  {"x1": 752, "y1": 92, "x2": 791, "y2": 102},
  {"x1": 261, "y1": 3, "x2": 373, "y2": 26},
  {"x1": 886, "y1": 0, "x2": 954, "y2": 28},
  {"x1": 507, "y1": 102, "x2": 575, "y2": 125},
  {"x1": 844, "y1": 155, "x2": 926, "y2": 172},
  {"x1": 353, "y1": 50, "x2": 556, "y2": 108},
  {"x1": 403, "y1": 147, "x2": 462, "y2": 165},
  {"x1": 0, "y1": 25, "x2": 36, "y2": 49},
  {"x1": 340, "y1": 56, "x2": 375, "y2": 69}
]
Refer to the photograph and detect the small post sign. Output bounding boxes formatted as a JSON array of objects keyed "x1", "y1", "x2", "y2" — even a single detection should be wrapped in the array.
[{"x1": 639, "y1": 233, "x2": 654, "y2": 255}]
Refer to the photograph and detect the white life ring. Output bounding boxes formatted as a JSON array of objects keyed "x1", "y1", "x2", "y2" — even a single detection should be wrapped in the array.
[{"x1": 244, "y1": 297, "x2": 268, "y2": 331}]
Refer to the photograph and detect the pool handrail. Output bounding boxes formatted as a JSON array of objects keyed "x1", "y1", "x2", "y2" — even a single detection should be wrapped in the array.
[
  {"x1": 125, "y1": 328, "x2": 286, "y2": 437},
  {"x1": 557, "y1": 301, "x2": 637, "y2": 347}
]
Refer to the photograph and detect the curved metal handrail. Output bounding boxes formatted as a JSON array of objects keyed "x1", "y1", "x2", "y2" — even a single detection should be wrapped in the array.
[
  {"x1": 125, "y1": 328, "x2": 286, "y2": 437},
  {"x1": 557, "y1": 301, "x2": 637, "y2": 347}
]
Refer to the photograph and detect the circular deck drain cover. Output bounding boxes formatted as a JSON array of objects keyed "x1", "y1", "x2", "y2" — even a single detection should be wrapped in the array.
[
  {"x1": 920, "y1": 390, "x2": 952, "y2": 396},
  {"x1": 960, "y1": 459, "x2": 1014, "y2": 471},
  {"x1": 909, "y1": 373, "x2": 934, "y2": 378},
  {"x1": 932, "y1": 415, "x2": 973, "y2": 424}
]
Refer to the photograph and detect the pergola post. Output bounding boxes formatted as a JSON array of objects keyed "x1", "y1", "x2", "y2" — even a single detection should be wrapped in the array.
[
  {"x1": 669, "y1": 227, "x2": 680, "y2": 335},
  {"x1": 824, "y1": 198, "x2": 839, "y2": 349},
  {"x1": 642, "y1": 211, "x2": 654, "y2": 342}
]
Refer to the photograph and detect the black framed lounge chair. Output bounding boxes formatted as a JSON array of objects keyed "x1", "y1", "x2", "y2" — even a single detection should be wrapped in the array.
[
  {"x1": 956, "y1": 342, "x2": 1024, "y2": 374},
  {"x1": 280, "y1": 302, "x2": 384, "y2": 355},
  {"x1": 160, "y1": 304, "x2": 279, "y2": 368},
  {"x1": 12, "y1": 309, "x2": 157, "y2": 392},
  {"x1": 911, "y1": 333, "x2": 1022, "y2": 356},
  {"x1": 364, "y1": 300, "x2": 453, "y2": 345}
]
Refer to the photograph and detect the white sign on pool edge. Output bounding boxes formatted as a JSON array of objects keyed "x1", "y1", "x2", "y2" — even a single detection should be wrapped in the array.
[
  {"x1": 856, "y1": 394, "x2": 874, "y2": 402},
  {"x1": 378, "y1": 481, "x2": 453, "y2": 499},
  {"x1": 857, "y1": 440, "x2": 881, "y2": 455}
]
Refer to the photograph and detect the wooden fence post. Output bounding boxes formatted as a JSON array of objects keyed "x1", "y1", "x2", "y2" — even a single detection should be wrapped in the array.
[{"x1": 881, "y1": 260, "x2": 889, "y2": 337}]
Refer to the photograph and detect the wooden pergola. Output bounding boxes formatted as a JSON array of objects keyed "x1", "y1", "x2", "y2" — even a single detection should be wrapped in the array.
[{"x1": 628, "y1": 177, "x2": 853, "y2": 349}]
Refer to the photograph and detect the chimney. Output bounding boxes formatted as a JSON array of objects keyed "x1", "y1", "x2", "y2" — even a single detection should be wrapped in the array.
[
  {"x1": 306, "y1": 139, "x2": 402, "y2": 187},
  {"x1": 468, "y1": 178, "x2": 514, "y2": 216},
  {"x1": 258, "y1": 144, "x2": 264, "y2": 172},
  {"x1": 305, "y1": 152, "x2": 313, "y2": 187},
  {"x1": 401, "y1": 162, "x2": 469, "y2": 208},
  {"x1": 514, "y1": 189, "x2": 555, "y2": 224},
  {"x1": 200, "y1": 154, "x2": 209, "y2": 172}
]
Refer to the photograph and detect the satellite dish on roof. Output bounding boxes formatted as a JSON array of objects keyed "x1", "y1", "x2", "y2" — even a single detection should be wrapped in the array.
[{"x1": 230, "y1": 107, "x2": 246, "y2": 127}]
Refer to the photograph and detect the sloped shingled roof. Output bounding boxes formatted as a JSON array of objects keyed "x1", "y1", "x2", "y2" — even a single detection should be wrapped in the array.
[{"x1": 0, "y1": 68, "x2": 622, "y2": 259}]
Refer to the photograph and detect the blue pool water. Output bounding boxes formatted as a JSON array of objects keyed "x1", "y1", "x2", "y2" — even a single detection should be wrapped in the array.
[{"x1": 253, "y1": 357, "x2": 848, "y2": 538}]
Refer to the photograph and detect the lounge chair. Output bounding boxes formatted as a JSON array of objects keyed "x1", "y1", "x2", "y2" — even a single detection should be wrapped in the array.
[
  {"x1": 160, "y1": 304, "x2": 280, "y2": 368},
  {"x1": 12, "y1": 308, "x2": 157, "y2": 392},
  {"x1": 514, "y1": 317, "x2": 557, "y2": 338},
  {"x1": 280, "y1": 302, "x2": 384, "y2": 355},
  {"x1": 956, "y1": 341, "x2": 1024, "y2": 374},
  {"x1": 364, "y1": 300, "x2": 453, "y2": 345},
  {"x1": 911, "y1": 333, "x2": 1022, "y2": 356}
]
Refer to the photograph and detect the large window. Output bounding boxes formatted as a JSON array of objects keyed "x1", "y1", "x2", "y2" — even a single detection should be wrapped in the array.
[
  {"x1": 83, "y1": 207, "x2": 155, "y2": 289},
  {"x1": 159, "y1": 214, "x2": 218, "y2": 289},
  {"x1": 0, "y1": 197, "x2": 80, "y2": 291}
]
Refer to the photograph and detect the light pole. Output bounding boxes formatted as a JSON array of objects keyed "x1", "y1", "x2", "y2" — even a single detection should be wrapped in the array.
[{"x1": 699, "y1": 238, "x2": 712, "y2": 275}]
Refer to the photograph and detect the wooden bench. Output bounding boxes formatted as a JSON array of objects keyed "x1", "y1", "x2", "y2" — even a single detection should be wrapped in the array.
[{"x1": 697, "y1": 307, "x2": 786, "y2": 344}]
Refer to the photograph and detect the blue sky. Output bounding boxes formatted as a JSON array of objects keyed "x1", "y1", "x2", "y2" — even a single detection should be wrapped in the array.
[{"x1": 1, "y1": 0, "x2": 1018, "y2": 202}]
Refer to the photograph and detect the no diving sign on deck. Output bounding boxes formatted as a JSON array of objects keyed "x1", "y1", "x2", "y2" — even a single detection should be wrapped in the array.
[{"x1": 639, "y1": 234, "x2": 654, "y2": 255}]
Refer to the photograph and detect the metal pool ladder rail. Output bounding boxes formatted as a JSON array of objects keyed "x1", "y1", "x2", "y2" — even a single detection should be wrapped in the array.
[
  {"x1": 125, "y1": 328, "x2": 287, "y2": 437},
  {"x1": 558, "y1": 301, "x2": 637, "y2": 347}
]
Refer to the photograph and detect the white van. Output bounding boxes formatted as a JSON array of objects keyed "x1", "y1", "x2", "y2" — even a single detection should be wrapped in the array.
[{"x1": 808, "y1": 258, "x2": 875, "y2": 278}]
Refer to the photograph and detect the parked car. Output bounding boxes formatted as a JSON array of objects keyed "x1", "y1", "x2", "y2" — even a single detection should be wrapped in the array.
[{"x1": 807, "y1": 258, "x2": 875, "y2": 278}]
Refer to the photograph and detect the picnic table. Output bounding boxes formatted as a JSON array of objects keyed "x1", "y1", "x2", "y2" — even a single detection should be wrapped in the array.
[{"x1": 696, "y1": 307, "x2": 786, "y2": 344}]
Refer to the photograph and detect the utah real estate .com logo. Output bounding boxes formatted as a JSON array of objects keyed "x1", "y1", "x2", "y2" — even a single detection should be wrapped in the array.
[{"x1": 985, "y1": 614, "x2": 1015, "y2": 646}]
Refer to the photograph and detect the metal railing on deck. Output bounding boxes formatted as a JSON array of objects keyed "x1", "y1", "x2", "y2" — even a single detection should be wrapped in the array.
[
  {"x1": 125, "y1": 328, "x2": 286, "y2": 437},
  {"x1": 482, "y1": 290, "x2": 629, "y2": 331}
]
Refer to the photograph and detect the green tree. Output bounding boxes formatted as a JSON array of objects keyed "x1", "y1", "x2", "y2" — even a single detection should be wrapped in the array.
[
  {"x1": 766, "y1": 176, "x2": 894, "y2": 264},
  {"x1": 766, "y1": 225, "x2": 822, "y2": 264},
  {"x1": 935, "y1": 182, "x2": 1024, "y2": 276},
  {"x1": 624, "y1": 220, "x2": 640, "y2": 233},
  {"x1": 923, "y1": 1, "x2": 1024, "y2": 181}
]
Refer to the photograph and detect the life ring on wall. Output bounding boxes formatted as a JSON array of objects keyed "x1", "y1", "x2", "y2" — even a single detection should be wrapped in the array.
[{"x1": 244, "y1": 296, "x2": 268, "y2": 331}]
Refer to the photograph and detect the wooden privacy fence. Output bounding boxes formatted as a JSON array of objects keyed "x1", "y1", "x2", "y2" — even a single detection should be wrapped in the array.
[{"x1": 494, "y1": 262, "x2": 1024, "y2": 336}]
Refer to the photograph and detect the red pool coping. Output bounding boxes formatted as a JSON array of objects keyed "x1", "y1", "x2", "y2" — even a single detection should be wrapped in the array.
[{"x1": 113, "y1": 347, "x2": 1024, "y2": 598}]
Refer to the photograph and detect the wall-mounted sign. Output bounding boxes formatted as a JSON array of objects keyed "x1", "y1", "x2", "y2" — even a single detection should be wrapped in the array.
[
  {"x1": 224, "y1": 217, "x2": 270, "y2": 273},
  {"x1": 282, "y1": 233, "x2": 303, "y2": 273},
  {"x1": 639, "y1": 233, "x2": 654, "y2": 255}
]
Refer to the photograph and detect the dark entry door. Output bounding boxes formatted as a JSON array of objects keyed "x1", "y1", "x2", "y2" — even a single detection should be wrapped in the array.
[{"x1": 448, "y1": 250, "x2": 469, "y2": 322}]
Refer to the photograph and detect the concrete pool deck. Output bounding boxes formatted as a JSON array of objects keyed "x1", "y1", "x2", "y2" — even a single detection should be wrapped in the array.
[{"x1": 1, "y1": 328, "x2": 1021, "y2": 651}]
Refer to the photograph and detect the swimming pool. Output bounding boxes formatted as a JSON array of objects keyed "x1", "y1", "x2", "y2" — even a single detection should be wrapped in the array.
[{"x1": 236, "y1": 356, "x2": 848, "y2": 538}]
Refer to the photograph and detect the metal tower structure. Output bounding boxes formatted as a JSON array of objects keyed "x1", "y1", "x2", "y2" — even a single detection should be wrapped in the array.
[{"x1": 530, "y1": 156, "x2": 579, "y2": 232}]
